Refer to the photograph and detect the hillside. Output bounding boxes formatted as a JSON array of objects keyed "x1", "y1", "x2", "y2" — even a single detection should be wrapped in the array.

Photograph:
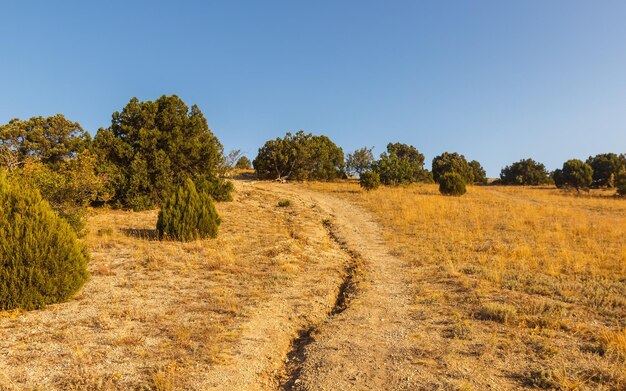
[{"x1": 0, "y1": 180, "x2": 624, "y2": 390}]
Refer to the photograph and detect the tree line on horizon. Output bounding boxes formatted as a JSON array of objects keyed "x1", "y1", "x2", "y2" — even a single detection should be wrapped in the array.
[
  {"x1": 1, "y1": 95, "x2": 625, "y2": 218},
  {"x1": 252, "y1": 131, "x2": 626, "y2": 195}
]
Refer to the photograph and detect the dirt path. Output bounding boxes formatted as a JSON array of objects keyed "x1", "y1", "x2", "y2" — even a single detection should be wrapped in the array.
[
  {"x1": 202, "y1": 181, "x2": 420, "y2": 390},
  {"x1": 253, "y1": 182, "x2": 421, "y2": 390}
]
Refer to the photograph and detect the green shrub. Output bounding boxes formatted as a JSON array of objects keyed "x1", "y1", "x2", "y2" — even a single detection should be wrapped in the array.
[
  {"x1": 253, "y1": 131, "x2": 345, "y2": 181},
  {"x1": 346, "y1": 147, "x2": 375, "y2": 177},
  {"x1": 359, "y1": 171, "x2": 381, "y2": 191},
  {"x1": 554, "y1": 159, "x2": 593, "y2": 191},
  {"x1": 8, "y1": 152, "x2": 105, "y2": 234},
  {"x1": 235, "y1": 156, "x2": 252, "y2": 169},
  {"x1": 500, "y1": 158, "x2": 551, "y2": 185},
  {"x1": 93, "y1": 95, "x2": 230, "y2": 209},
  {"x1": 374, "y1": 142, "x2": 431, "y2": 185},
  {"x1": 277, "y1": 199, "x2": 291, "y2": 207},
  {"x1": 432, "y1": 152, "x2": 475, "y2": 184},
  {"x1": 196, "y1": 177, "x2": 234, "y2": 202},
  {"x1": 586, "y1": 153, "x2": 625, "y2": 188},
  {"x1": 439, "y1": 172, "x2": 466, "y2": 196},
  {"x1": 0, "y1": 174, "x2": 90, "y2": 310},
  {"x1": 616, "y1": 170, "x2": 626, "y2": 196},
  {"x1": 157, "y1": 179, "x2": 221, "y2": 241}
]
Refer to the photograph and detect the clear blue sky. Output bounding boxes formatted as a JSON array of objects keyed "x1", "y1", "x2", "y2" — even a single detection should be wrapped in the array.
[{"x1": 2, "y1": 1, "x2": 625, "y2": 176}]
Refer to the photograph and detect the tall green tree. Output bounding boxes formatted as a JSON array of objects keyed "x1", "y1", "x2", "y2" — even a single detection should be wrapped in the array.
[
  {"x1": 1, "y1": 115, "x2": 103, "y2": 233},
  {"x1": 585, "y1": 153, "x2": 625, "y2": 188},
  {"x1": 93, "y1": 95, "x2": 229, "y2": 210},
  {"x1": 0, "y1": 114, "x2": 91, "y2": 170},
  {"x1": 469, "y1": 160, "x2": 487, "y2": 184},
  {"x1": 553, "y1": 159, "x2": 593, "y2": 191},
  {"x1": 432, "y1": 152, "x2": 475, "y2": 184},
  {"x1": 253, "y1": 131, "x2": 344, "y2": 181},
  {"x1": 374, "y1": 143, "x2": 432, "y2": 185},
  {"x1": 500, "y1": 158, "x2": 550, "y2": 185},
  {"x1": 346, "y1": 147, "x2": 375, "y2": 177}
]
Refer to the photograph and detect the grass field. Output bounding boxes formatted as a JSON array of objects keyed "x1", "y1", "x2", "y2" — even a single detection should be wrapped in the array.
[
  {"x1": 0, "y1": 183, "x2": 347, "y2": 390},
  {"x1": 1, "y1": 180, "x2": 625, "y2": 389},
  {"x1": 306, "y1": 182, "x2": 626, "y2": 389}
]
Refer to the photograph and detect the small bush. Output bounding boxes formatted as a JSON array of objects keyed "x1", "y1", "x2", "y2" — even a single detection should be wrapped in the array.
[
  {"x1": 438, "y1": 172, "x2": 466, "y2": 196},
  {"x1": 277, "y1": 199, "x2": 291, "y2": 207},
  {"x1": 359, "y1": 171, "x2": 381, "y2": 191},
  {"x1": 0, "y1": 174, "x2": 90, "y2": 310},
  {"x1": 235, "y1": 156, "x2": 252, "y2": 169},
  {"x1": 196, "y1": 177, "x2": 234, "y2": 202},
  {"x1": 157, "y1": 179, "x2": 221, "y2": 241}
]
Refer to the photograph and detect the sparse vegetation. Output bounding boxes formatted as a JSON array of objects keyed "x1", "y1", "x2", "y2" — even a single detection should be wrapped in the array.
[
  {"x1": 303, "y1": 180, "x2": 626, "y2": 389},
  {"x1": 156, "y1": 179, "x2": 221, "y2": 241},
  {"x1": 0, "y1": 174, "x2": 89, "y2": 310},
  {"x1": 1, "y1": 108, "x2": 625, "y2": 390}
]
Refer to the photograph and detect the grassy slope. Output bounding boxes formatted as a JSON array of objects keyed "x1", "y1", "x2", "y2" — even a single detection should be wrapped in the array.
[{"x1": 305, "y1": 182, "x2": 626, "y2": 389}]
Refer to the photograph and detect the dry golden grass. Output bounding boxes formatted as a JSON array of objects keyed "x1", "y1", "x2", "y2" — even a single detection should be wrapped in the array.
[
  {"x1": 305, "y1": 181, "x2": 626, "y2": 389},
  {"x1": 0, "y1": 183, "x2": 343, "y2": 390}
]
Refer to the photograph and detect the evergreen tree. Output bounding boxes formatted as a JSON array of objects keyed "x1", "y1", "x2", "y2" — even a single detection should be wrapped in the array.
[
  {"x1": 586, "y1": 153, "x2": 625, "y2": 188},
  {"x1": 0, "y1": 114, "x2": 91, "y2": 170},
  {"x1": 359, "y1": 171, "x2": 381, "y2": 190},
  {"x1": 469, "y1": 160, "x2": 487, "y2": 184},
  {"x1": 439, "y1": 172, "x2": 466, "y2": 196},
  {"x1": 554, "y1": 159, "x2": 593, "y2": 191},
  {"x1": 500, "y1": 158, "x2": 550, "y2": 185},
  {"x1": 157, "y1": 178, "x2": 221, "y2": 241},
  {"x1": 432, "y1": 152, "x2": 475, "y2": 184},
  {"x1": 0, "y1": 173, "x2": 89, "y2": 310},
  {"x1": 346, "y1": 147, "x2": 375, "y2": 177},
  {"x1": 235, "y1": 156, "x2": 252, "y2": 169},
  {"x1": 374, "y1": 143, "x2": 432, "y2": 185},
  {"x1": 93, "y1": 95, "x2": 229, "y2": 210},
  {"x1": 253, "y1": 131, "x2": 344, "y2": 181}
]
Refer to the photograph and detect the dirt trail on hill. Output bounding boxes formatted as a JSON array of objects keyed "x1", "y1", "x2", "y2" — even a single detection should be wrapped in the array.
[{"x1": 250, "y1": 182, "x2": 420, "y2": 390}]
